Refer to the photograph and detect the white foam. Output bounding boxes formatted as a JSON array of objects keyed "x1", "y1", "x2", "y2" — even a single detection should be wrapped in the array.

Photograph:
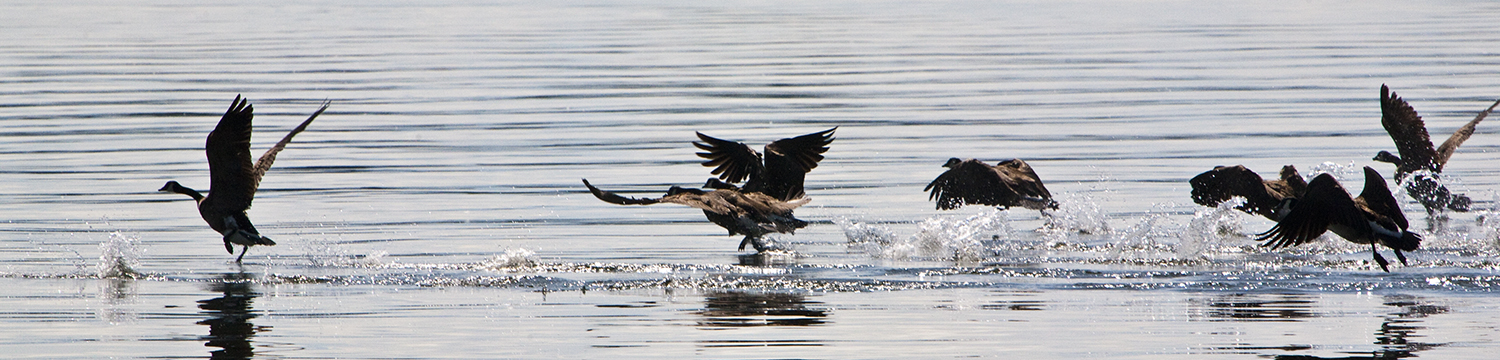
[{"x1": 96, "y1": 232, "x2": 141, "y2": 279}]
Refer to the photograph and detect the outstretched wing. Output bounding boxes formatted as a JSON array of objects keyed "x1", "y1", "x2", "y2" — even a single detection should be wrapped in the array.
[
  {"x1": 250, "y1": 100, "x2": 329, "y2": 189},
  {"x1": 581, "y1": 179, "x2": 663, "y2": 205},
  {"x1": 993, "y1": 159, "x2": 1052, "y2": 200},
  {"x1": 1433, "y1": 97, "x2": 1500, "y2": 168},
  {"x1": 1355, "y1": 167, "x2": 1408, "y2": 231},
  {"x1": 757, "y1": 127, "x2": 836, "y2": 200},
  {"x1": 1255, "y1": 174, "x2": 1364, "y2": 250},
  {"x1": 925, "y1": 160, "x2": 1010, "y2": 210},
  {"x1": 206, "y1": 95, "x2": 257, "y2": 211},
  {"x1": 1380, "y1": 85, "x2": 1438, "y2": 173},
  {"x1": 694, "y1": 132, "x2": 762, "y2": 184},
  {"x1": 1189, "y1": 165, "x2": 1276, "y2": 217}
]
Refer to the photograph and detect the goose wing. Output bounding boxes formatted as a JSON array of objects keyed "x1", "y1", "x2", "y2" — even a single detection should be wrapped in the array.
[
  {"x1": 582, "y1": 179, "x2": 667, "y2": 206},
  {"x1": 1354, "y1": 166, "x2": 1409, "y2": 231},
  {"x1": 250, "y1": 100, "x2": 329, "y2": 188},
  {"x1": 993, "y1": 159, "x2": 1052, "y2": 200},
  {"x1": 694, "y1": 132, "x2": 763, "y2": 185},
  {"x1": 757, "y1": 127, "x2": 836, "y2": 200},
  {"x1": 925, "y1": 159, "x2": 1010, "y2": 210},
  {"x1": 1189, "y1": 165, "x2": 1273, "y2": 213},
  {"x1": 1432, "y1": 97, "x2": 1500, "y2": 168},
  {"x1": 1256, "y1": 173, "x2": 1365, "y2": 249},
  {"x1": 1380, "y1": 85, "x2": 1439, "y2": 172},
  {"x1": 205, "y1": 95, "x2": 258, "y2": 210}
]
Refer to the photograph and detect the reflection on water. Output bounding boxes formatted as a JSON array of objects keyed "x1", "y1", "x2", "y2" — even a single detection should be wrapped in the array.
[
  {"x1": 696, "y1": 291, "x2": 828, "y2": 328},
  {"x1": 198, "y1": 272, "x2": 268, "y2": 360},
  {"x1": 1191, "y1": 293, "x2": 1318, "y2": 322},
  {"x1": 1368, "y1": 295, "x2": 1448, "y2": 358}
]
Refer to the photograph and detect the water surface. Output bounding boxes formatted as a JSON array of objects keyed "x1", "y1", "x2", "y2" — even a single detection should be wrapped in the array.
[{"x1": 4, "y1": 0, "x2": 1500, "y2": 358}]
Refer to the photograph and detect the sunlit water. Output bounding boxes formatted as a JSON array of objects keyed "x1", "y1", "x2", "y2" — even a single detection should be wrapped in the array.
[{"x1": 5, "y1": 0, "x2": 1500, "y2": 358}]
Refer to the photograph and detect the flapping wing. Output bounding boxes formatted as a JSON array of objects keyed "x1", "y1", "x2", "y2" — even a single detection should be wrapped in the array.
[
  {"x1": 1380, "y1": 85, "x2": 1438, "y2": 172},
  {"x1": 994, "y1": 159, "x2": 1052, "y2": 200},
  {"x1": 757, "y1": 127, "x2": 836, "y2": 200},
  {"x1": 1433, "y1": 97, "x2": 1500, "y2": 168},
  {"x1": 206, "y1": 95, "x2": 257, "y2": 210},
  {"x1": 1255, "y1": 174, "x2": 1364, "y2": 250},
  {"x1": 1355, "y1": 167, "x2": 1408, "y2": 231},
  {"x1": 925, "y1": 160, "x2": 1008, "y2": 210},
  {"x1": 251, "y1": 100, "x2": 329, "y2": 188},
  {"x1": 763, "y1": 127, "x2": 836, "y2": 175},
  {"x1": 694, "y1": 132, "x2": 763, "y2": 184},
  {"x1": 1189, "y1": 165, "x2": 1268, "y2": 208},
  {"x1": 581, "y1": 179, "x2": 662, "y2": 205}
]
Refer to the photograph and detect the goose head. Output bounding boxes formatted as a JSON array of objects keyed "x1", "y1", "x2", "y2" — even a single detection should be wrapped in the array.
[
  {"x1": 942, "y1": 158, "x2": 964, "y2": 168},
  {"x1": 1372, "y1": 151, "x2": 1402, "y2": 164},
  {"x1": 159, "y1": 180, "x2": 204, "y2": 201}
]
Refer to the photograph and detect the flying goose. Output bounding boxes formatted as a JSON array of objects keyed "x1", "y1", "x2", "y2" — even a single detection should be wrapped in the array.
[
  {"x1": 160, "y1": 95, "x2": 329, "y2": 262},
  {"x1": 1188, "y1": 165, "x2": 1308, "y2": 221},
  {"x1": 694, "y1": 127, "x2": 836, "y2": 201},
  {"x1": 925, "y1": 158, "x2": 1058, "y2": 211},
  {"x1": 1373, "y1": 84, "x2": 1500, "y2": 212},
  {"x1": 1255, "y1": 167, "x2": 1422, "y2": 272},
  {"x1": 582, "y1": 179, "x2": 810, "y2": 252}
]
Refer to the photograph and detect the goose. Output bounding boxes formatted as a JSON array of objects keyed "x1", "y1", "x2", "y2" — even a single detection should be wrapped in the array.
[
  {"x1": 1255, "y1": 166, "x2": 1422, "y2": 272},
  {"x1": 925, "y1": 158, "x2": 1058, "y2": 211},
  {"x1": 582, "y1": 179, "x2": 809, "y2": 252},
  {"x1": 1188, "y1": 165, "x2": 1308, "y2": 221},
  {"x1": 1373, "y1": 84, "x2": 1500, "y2": 212},
  {"x1": 694, "y1": 127, "x2": 836, "y2": 201},
  {"x1": 160, "y1": 95, "x2": 329, "y2": 263}
]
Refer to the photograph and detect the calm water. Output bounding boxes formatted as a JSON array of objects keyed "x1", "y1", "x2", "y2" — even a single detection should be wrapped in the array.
[{"x1": 5, "y1": 0, "x2": 1500, "y2": 358}]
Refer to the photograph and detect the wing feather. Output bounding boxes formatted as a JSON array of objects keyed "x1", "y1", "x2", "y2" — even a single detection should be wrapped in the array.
[
  {"x1": 1433, "y1": 97, "x2": 1500, "y2": 168},
  {"x1": 694, "y1": 132, "x2": 762, "y2": 184},
  {"x1": 205, "y1": 95, "x2": 257, "y2": 211},
  {"x1": 250, "y1": 100, "x2": 329, "y2": 189},
  {"x1": 1256, "y1": 174, "x2": 1363, "y2": 249},
  {"x1": 1380, "y1": 85, "x2": 1438, "y2": 173}
]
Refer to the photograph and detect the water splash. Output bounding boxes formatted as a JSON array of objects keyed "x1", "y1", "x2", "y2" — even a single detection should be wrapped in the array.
[
  {"x1": 1308, "y1": 161, "x2": 1363, "y2": 179},
  {"x1": 97, "y1": 232, "x2": 141, "y2": 279},
  {"x1": 837, "y1": 209, "x2": 1010, "y2": 261},
  {"x1": 1177, "y1": 198, "x2": 1251, "y2": 259},
  {"x1": 479, "y1": 248, "x2": 538, "y2": 269},
  {"x1": 1041, "y1": 192, "x2": 1110, "y2": 237}
]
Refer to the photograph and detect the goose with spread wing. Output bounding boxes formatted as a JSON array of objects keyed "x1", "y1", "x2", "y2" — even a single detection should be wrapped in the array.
[
  {"x1": 694, "y1": 127, "x2": 835, "y2": 201},
  {"x1": 582, "y1": 179, "x2": 810, "y2": 252},
  {"x1": 160, "y1": 95, "x2": 329, "y2": 262},
  {"x1": 1373, "y1": 84, "x2": 1500, "y2": 212},
  {"x1": 1255, "y1": 167, "x2": 1422, "y2": 272},
  {"x1": 1188, "y1": 165, "x2": 1307, "y2": 221},
  {"x1": 925, "y1": 158, "x2": 1058, "y2": 211}
]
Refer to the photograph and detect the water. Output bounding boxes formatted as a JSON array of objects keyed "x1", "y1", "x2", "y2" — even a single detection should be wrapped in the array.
[{"x1": 4, "y1": 0, "x2": 1500, "y2": 358}]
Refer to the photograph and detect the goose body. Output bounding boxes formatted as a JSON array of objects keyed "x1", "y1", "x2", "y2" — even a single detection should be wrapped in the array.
[
  {"x1": 160, "y1": 95, "x2": 328, "y2": 262},
  {"x1": 1255, "y1": 167, "x2": 1422, "y2": 272},
  {"x1": 925, "y1": 158, "x2": 1057, "y2": 211},
  {"x1": 1374, "y1": 84, "x2": 1500, "y2": 212},
  {"x1": 694, "y1": 128, "x2": 836, "y2": 201},
  {"x1": 582, "y1": 179, "x2": 810, "y2": 252},
  {"x1": 1188, "y1": 165, "x2": 1307, "y2": 221}
]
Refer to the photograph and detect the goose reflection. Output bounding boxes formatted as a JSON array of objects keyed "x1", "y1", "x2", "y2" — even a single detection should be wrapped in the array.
[
  {"x1": 1191, "y1": 293, "x2": 1318, "y2": 322},
  {"x1": 1262, "y1": 295, "x2": 1447, "y2": 360},
  {"x1": 696, "y1": 291, "x2": 828, "y2": 328},
  {"x1": 198, "y1": 272, "x2": 268, "y2": 360}
]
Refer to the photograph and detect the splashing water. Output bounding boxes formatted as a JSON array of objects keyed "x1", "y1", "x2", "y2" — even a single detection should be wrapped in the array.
[
  {"x1": 1041, "y1": 192, "x2": 1110, "y2": 237},
  {"x1": 1177, "y1": 198, "x2": 1250, "y2": 259},
  {"x1": 479, "y1": 248, "x2": 538, "y2": 270},
  {"x1": 837, "y1": 209, "x2": 1010, "y2": 261},
  {"x1": 97, "y1": 232, "x2": 141, "y2": 279}
]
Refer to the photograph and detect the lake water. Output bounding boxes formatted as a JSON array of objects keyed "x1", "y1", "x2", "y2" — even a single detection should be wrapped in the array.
[{"x1": 5, "y1": 0, "x2": 1500, "y2": 358}]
